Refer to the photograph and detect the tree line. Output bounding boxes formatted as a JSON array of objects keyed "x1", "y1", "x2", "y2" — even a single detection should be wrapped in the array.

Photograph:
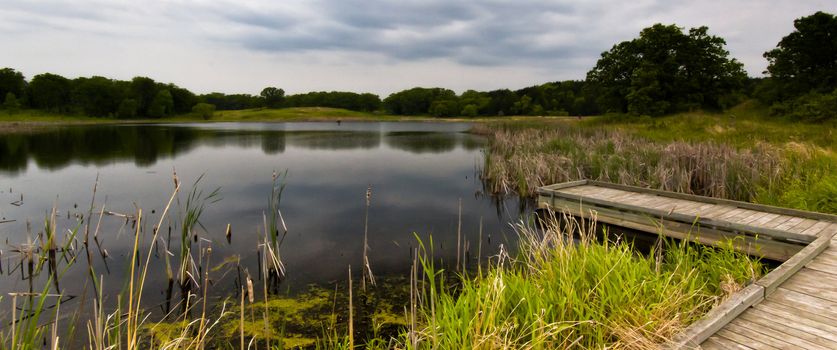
[{"x1": 1, "y1": 11, "x2": 834, "y2": 121}]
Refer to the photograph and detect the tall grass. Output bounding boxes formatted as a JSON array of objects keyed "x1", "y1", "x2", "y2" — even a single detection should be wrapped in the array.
[
  {"x1": 476, "y1": 120, "x2": 837, "y2": 215},
  {"x1": 478, "y1": 122, "x2": 784, "y2": 200},
  {"x1": 401, "y1": 212, "x2": 764, "y2": 349}
]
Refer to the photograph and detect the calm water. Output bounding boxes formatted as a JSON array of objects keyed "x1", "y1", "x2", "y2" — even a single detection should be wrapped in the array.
[{"x1": 0, "y1": 122, "x2": 522, "y2": 314}]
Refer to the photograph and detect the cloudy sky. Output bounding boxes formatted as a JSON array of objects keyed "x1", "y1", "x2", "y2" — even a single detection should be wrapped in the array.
[{"x1": 2, "y1": 1, "x2": 835, "y2": 96}]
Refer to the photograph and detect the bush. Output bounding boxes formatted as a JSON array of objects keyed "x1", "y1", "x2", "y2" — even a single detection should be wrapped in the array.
[
  {"x1": 192, "y1": 103, "x2": 216, "y2": 120},
  {"x1": 770, "y1": 90, "x2": 837, "y2": 122}
]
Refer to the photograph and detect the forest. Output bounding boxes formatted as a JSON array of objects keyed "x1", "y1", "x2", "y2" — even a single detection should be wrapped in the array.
[{"x1": 1, "y1": 11, "x2": 835, "y2": 121}]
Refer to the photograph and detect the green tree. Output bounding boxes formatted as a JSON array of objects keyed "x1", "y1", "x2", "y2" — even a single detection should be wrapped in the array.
[
  {"x1": 3, "y1": 92, "x2": 20, "y2": 113},
  {"x1": 117, "y1": 99, "x2": 139, "y2": 118},
  {"x1": 260, "y1": 87, "x2": 285, "y2": 108},
  {"x1": 192, "y1": 102, "x2": 216, "y2": 120},
  {"x1": 384, "y1": 87, "x2": 457, "y2": 115},
  {"x1": 764, "y1": 11, "x2": 837, "y2": 99},
  {"x1": 0, "y1": 68, "x2": 26, "y2": 105},
  {"x1": 168, "y1": 84, "x2": 197, "y2": 114},
  {"x1": 28, "y1": 73, "x2": 72, "y2": 112},
  {"x1": 72, "y1": 76, "x2": 123, "y2": 117},
  {"x1": 130, "y1": 76, "x2": 158, "y2": 116},
  {"x1": 429, "y1": 99, "x2": 459, "y2": 117},
  {"x1": 148, "y1": 89, "x2": 174, "y2": 118},
  {"x1": 587, "y1": 24, "x2": 746, "y2": 116}
]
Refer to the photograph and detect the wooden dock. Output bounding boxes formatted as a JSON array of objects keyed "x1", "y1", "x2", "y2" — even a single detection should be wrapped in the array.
[{"x1": 537, "y1": 180, "x2": 837, "y2": 349}]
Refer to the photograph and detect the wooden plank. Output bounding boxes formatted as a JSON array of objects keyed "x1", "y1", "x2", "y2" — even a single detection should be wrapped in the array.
[
  {"x1": 756, "y1": 233, "x2": 833, "y2": 296},
  {"x1": 669, "y1": 283, "x2": 763, "y2": 349},
  {"x1": 602, "y1": 190, "x2": 643, "y2": 204},
  {"x1": 787, "y1": 218, "x2": 818, "y2": 234},
  {"x1": 538, "y1": 180, "x2": 588, "y2": 191},
  {"x1": 737, "y1": 211, "x2": 769, "y2": 225},
  {"x1": 746, "y1": 307, "x2": 837, "y2": 344},
  {"x1": 755, "y1": 300, "x2": 837, "y2": 333},
  {"x1": 715, "y1": 328, "x2": 779, "y2": 350},
  {"x1": 770, "y1": 287, "x2": 837, "y2": 322},
  {"x1": 544, "y1": 199, "x2": 801, "y2": 261},
  {"x1": 716, "y1": 208, "x2": 748, "y2": 221},
  {"x1": 728, "y1": 209, "x2": 763, "y2": 222},
  {"x1": 679, "y1": 202, "x2": 717, "y2": 216},
  {"x1": 729, "y1": 318, "x2": 833, "y2": 350},
  {"x1": 774, "y1": 217, "x2": 806, "y2": 231},
  {"x1": 800, "y1": 220, "x2": 832, "y2": 237},
  {"x1": 805, "y1": 258, "x2": 837, "y2": 274},
  {"x1": 544, "y1": 190, "x2": 816, "y2": 243},
  {"x1": 702, "y1": 335, "x2": 752, "y2": 349},
  {"x1": 698, "y1": 205, "x2": 737, "y2": 219},
  {"x1": 585, "y1": 180, "x2": 837, "y2": 222},
  {"x1": 749, "y1": 213, "x2": 780, "y2": 227},
  {"x1": 722, "y1": 322, "x2": 798, "y2": 349},
  {"x1": 760, "y1": 214, "x2": 794, "y2": 229},
  {"x1": 738, "y1": 310, "x2": 837, "y2": 348},
  {"x1": 782, "y1": 268, "x2": 837, "y2": 302}
]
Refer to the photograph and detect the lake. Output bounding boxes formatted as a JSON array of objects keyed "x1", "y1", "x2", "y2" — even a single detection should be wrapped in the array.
[{"x1": 0, "y1": 121, "x2": 523, "y2": 318}]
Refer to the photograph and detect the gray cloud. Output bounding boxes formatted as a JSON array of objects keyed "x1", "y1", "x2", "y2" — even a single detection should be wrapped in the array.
[{"x1": 1, "y1": 0, "x2": 835, "y2": 95}]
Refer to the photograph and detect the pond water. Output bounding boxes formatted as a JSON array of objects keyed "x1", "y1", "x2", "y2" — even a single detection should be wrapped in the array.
[{"x1": 0, "y1": 122, "x2": 523, "y2": 318}]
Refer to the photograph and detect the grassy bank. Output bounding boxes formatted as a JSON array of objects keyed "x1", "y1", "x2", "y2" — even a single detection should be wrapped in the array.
[{"x1": 478, "y1": 104, "x2": 837, "y2": 215}]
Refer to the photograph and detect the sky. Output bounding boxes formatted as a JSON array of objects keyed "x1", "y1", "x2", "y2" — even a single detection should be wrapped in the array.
[{"x1": 2, "y1": 1, "x2": 836, "y2": 96}]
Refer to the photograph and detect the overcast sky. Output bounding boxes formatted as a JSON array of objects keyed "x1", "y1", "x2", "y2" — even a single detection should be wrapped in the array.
[{"x1": 2, "y1": 1, "x2": 835, "y2": 96}]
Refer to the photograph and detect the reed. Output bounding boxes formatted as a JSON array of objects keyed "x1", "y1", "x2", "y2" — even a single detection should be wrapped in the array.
[
  {"x1": 399, "y1": 212, "x2": 765, "y2": 349},
  {"x1": 477, "y1": 122, "x2": 787, "y2": 201}
]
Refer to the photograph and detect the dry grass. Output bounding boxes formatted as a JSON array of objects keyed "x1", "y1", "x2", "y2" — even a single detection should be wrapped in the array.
[{"x1": 477, "y1": 122, "x2": 788, "y2": 202}]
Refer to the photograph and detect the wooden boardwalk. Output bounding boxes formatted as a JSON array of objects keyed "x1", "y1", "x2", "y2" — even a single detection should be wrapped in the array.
[{"x1": 537, "y1": 180, "x2": 837, "y2": 349}]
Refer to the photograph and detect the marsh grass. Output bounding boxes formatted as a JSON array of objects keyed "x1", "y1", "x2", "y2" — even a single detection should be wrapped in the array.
[
  {"x1": 476, "y1": 114, "x2": 837, "y2": 216},
  {"x1": 395, "y1": 212, "x2": 764, "y2": 349},
  {"x1": 477, "y1": 122, "x2": 784, "y2": 201}
]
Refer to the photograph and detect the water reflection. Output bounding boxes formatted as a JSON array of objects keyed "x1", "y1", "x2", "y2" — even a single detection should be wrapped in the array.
[
  {"x1": 0, "y1": 122, "x2": 522, "y2": 328},
  {"x1": 0, "y1": 123, "x2": 482, "y2": 173}
]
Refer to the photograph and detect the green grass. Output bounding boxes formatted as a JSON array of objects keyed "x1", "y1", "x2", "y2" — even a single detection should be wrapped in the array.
[
  {"x1": 583, "y1": 101, "x2": 837, "y2": 150},
  {"x1": 478, "y1": 101, "x2": 837, "y2": 215},
  {"x1": 376, "y1": 213, "x2": 765, "y2": 349}
]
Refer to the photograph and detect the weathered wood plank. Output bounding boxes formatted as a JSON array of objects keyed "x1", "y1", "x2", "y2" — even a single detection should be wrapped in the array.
[
  {"x1": 715, "y1": 328, "x2": 779, "y2": 350},
  {"x1": 755, "y1": 300, "x2": 837, "y2": 333},
  {"x1": 756, "y1": 234, "x2": 833, "y2": 296},
  {"x1": 728, "y1": 318, "x2": 832, "y2": 350},
  {"x1": 787, "y1": 218, "x2": 818, "y2": 234},
  {"x1": 702, "y1": 335, "x2": 752, "y2": 349},
  {"x1": 805, "y1": 258, "x2": 837, "y2": 275},
  {"x1": 782, "y1": 268, "x2": 837, "y2": 302},
  {"x1": 679, "y1": 202, "x2": 717, "y2": 216},
  {"x1": 738, "y1": 310, "x2": 837, "y2": 348},
  {"x1": 722, "y1": 322, "x2": 797, "y2": 349},
  {"x1": 774, "y1": 217, "x2": 805, "y2": 231},
  {"x1": 585, "y1": 180, "x2": 837, "y2": 221},
  {"x1": 749, "y1": 213, "x2": 781, "y2": 227},
  {"x1": 697, "y1": 204, "x2": 737, "y2": 219},
  {"x1": 737, "y1": 211, "x2": 769, "y2": 225},
  {"x1": 669, "y1": 284, "x2": 763, "y2": 349},
  {"x1": 756, "y1": 214, "x2": 794, "y2": 229},
  {"x1": 800, "y1": 220, "x2": 832, "y2": 237},
  {"x1": 538, "y1": 180, "x2": 588, "y2": 191},
  {"x1": 716, "y1": 208, "x2": 748, "y2": 221},
  {"x1": 542, "y1": 190, "x2": 816, "y2": 243},
  {"x1": 769, "y1": 287, "x2": 837, "y2": 322},
  {"x1": 747, "y1": 307, "x2": 837, "y2": 344},
  {"x1": 544, "y1": 199, "x2": 801, "y2": 261}
]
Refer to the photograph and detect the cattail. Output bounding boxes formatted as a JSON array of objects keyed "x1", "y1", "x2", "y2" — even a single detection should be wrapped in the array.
[
  {"x1": 366, "y1": 185, "x2": 372, "y2": 207},
  {"x1": 246, "y1": 275, "x2": 254, "y2": 303}
]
